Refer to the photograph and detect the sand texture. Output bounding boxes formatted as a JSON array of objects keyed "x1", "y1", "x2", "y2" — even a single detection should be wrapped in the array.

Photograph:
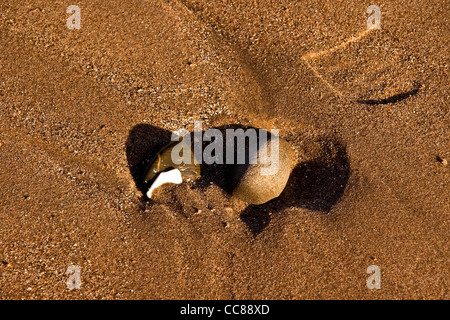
[{"x1": 0, "y1": 0, "x2": 448, "y2": 299}]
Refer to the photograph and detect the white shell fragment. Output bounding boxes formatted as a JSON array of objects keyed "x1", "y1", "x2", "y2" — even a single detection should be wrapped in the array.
[{"x1": 146, "y1": 168, "x2": 183, "y2": 198}]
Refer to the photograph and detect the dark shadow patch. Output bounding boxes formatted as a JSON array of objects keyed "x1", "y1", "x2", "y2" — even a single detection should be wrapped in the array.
[
  {"x1": 125, "y1": 123, "x2": 260, "y2": 199},
  {"x1": 239, "y1": 138, "x2": 350, "y2": 236},
  {"x1": 239, "y1": 207, "x2": 271, "y2": 237},
  {"x1": 281, "y1": 139, "x2": 350, "y2": 212},
  {"x1": 125, "y1": 124, "x2": 172, "y2": 195},
  {"x1": 356, "y1": 83, "x2": 421, "y2": 105},
  {"x1": 192, "y1": 124, "x2": 264, "y2": 194}
]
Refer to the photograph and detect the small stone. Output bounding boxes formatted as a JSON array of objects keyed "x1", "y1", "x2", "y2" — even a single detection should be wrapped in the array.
[
  {"x1": 224, "y1": 205, "x2": 234, "y2": 217},
  {"x1": 231, "y1": 134, "x2": 294, "y2": 205},
  {"x1": 436, "y1": 156, "x2": 448, "y2": 167}
]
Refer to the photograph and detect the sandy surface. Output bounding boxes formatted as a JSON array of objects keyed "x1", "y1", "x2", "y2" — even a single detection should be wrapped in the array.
[{"x1": 0, "y1": 0, "x2": 448, "y2": 299}]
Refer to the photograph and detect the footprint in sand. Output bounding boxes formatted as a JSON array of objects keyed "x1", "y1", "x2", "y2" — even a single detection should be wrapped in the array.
[{"x1": 302, "y1": 28, "x2": 421, "y2": 104}]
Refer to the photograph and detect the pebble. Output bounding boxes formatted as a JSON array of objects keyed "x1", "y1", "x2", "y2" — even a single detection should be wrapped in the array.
[
  {"x1": 224, "y1": 205, "x2": 234, "y2": 217},
  {"x1": 436, "y1": 156, "x2": 448, "y2": 167},
  {"x1": 143, "y1": 139, "x2": 200, "y2": 183},
  {"x1": 231, "y1": 134, "x2": 294, "y2": 205}
]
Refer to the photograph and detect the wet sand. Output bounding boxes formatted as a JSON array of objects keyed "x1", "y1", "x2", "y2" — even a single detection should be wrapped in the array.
[{"x1": 0, "y1": 0, "x2": 448, "y2": 299}]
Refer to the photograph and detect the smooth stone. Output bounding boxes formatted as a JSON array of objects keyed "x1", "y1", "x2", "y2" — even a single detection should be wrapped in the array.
[{"x1": 231, "y1": 134, "x2": 294, "y2": 205}]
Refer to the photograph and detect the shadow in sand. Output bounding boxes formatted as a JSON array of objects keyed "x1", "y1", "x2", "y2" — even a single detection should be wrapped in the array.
[
  {"x1": 126, "y1": 123, "x2": 262, "y2": 198},
  {"x1": 125, "y1": 123, "x2": 172, "y2": 195},
  {"x1": 356, "y1": 82, "x2": 421, "y2": 105},
  {"x1": 239, "y1": 138, "x2": 350, "y2": 236},
  {"x1": 191, "y1": 124, "x2": 268, "y2": 194},
  {"x1": 125, "y1": 124, "x2": 350, "y2": 237}
]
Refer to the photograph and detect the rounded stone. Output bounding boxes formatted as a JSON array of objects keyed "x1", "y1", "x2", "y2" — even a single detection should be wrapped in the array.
[{"x1": 231, "y1": 134, "x2": 294, "y2": 205}]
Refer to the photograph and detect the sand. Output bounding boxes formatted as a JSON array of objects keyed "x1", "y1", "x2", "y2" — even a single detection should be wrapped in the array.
[{"x1": 0, "y1": 0, "x2": 448, "y2": 299}]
